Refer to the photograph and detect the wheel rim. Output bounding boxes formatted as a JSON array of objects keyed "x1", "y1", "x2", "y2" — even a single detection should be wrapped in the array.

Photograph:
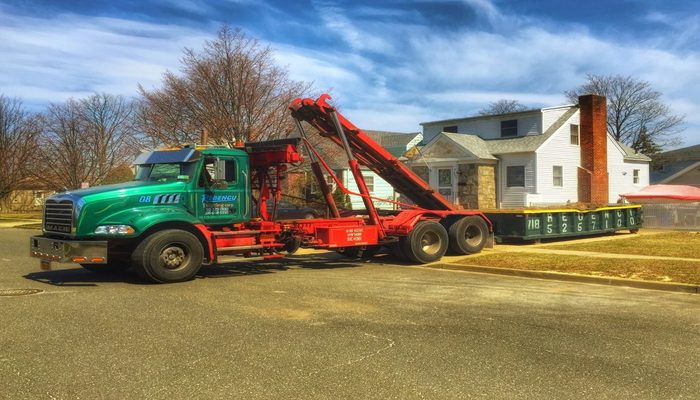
[
  {"x1": 159, "y1": 244, "x2": 188, "y2": 270},
  {"x1": 420, "y1": 231, "x2": 442, "y2": 255},
  {"x1": 465, "y1": 224, "x2": 484, "y2": 247}
]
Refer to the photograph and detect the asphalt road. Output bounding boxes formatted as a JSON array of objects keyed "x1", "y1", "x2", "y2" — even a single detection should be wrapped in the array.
[{"x1": 1, "y1": 228, "x2": 699, "y2": 399}]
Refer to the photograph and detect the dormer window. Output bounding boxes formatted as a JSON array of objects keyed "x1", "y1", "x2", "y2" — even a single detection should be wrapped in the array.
[
  {"x1": 501, "y1": 120, "x2": 517, "y2": 137},
  {"x1": 443, "y1": 125, "x2": 458, "y2": 133}
]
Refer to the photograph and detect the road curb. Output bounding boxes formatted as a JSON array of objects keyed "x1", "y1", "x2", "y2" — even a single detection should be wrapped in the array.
[{"x1": 430, "y1": 263, "x2": 700, "y2": 294}]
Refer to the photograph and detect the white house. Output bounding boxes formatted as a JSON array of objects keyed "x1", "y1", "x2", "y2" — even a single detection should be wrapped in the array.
[{"x1": 410, "y1": 95, "x2": 651, "y2": 209}]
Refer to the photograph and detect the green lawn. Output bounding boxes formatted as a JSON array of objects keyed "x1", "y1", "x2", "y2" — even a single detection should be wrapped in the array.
[
  {"x1": 545, "y1": 231, "x2": 700, "y2": 259},
  {"x1": 461, "y1": 252, "x2": 700, "y2": 285},
  {"x1": 0, "y1": 212, "x2": 41, "y2": 220}
]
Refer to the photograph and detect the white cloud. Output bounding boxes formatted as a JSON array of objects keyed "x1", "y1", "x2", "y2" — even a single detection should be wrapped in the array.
[
  {"x1": 0, "y1": 1, "x2": 698, "y2": 145},
  {"x1": 0, "y1": 11, "x2": 211, "y2": 104},
  {"x1": 312, "y1": 0, "x2": 392, "y2": 53}
]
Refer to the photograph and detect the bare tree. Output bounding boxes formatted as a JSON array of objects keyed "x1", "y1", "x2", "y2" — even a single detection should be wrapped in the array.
[
  {"x1": 139, "y1": 25, "x2": 311, "y2": 146},
  {"x1": 565, "y1": 74, "x2": 685, "y2": 152},
  {"x1": 478, "y1": 99, "x2": 528, "y2": 116},
  {"x1": 0, "y1": 95, "x2": 41, "y2": 204},
  {"x1": 37, "y1": 94, "x2": 140, "y2": 190}
]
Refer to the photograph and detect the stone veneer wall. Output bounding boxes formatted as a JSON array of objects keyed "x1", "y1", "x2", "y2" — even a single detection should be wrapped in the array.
[
  {"x1": 477, "y1": 165, "x2": 496, "y2": 208},
  {"x1": 456, "y1": 164, "x2": 497, "y2": 209},
  {"x1": 457, "y1": 164, "x2": 479, "y2": 208}
]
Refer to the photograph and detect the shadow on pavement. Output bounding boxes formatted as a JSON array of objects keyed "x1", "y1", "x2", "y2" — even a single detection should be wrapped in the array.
[
  {"x1": 23, "y1": 252, "x2": 364, "y2": 286},
  {"x1": 24, "y1": 268, "x2": 144, "y2": 287}
]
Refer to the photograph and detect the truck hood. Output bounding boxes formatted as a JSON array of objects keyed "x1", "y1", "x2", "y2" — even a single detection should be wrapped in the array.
[
  {"x1": 59, "y1": 180, "x2": 184, "y2": 200},
  {"x1": 45, "y1": 180, "x2": 191, "y2": 237}
]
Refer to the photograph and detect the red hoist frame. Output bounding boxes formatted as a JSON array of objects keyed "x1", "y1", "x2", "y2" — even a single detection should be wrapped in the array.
[
  {"x1": 201, "y1": 94, "x2": 492, "y2": 264},
  {"x1": 284, "y1": 94, "x2": 492, "y2": 250}
]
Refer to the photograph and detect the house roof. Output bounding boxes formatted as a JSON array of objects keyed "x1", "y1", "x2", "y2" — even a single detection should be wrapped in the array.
[
  {"x1": 650, "y1": 143, "x2": 700, "y2": 183},
  {"x1": 650, "y1": 159, "x2": 700, "y2": 184},
  {"x1": 618, "y1": 142, "x2": 652, "y2": 162},
  {"x1": 364, "y1": 130, "x2": 421, "y2": 157},
  {"x1": 442, "y1": 133, "x2": 497, "y2": 160},
  {"x1": 420, "y1": 108, "x2": 542, "y2": 126},
  {"x1": 654, "y1": 143, "x2": 700, "y2": 161},
  {"x1": 483, "y1": 106, "x2": 579, "y2": 155}
]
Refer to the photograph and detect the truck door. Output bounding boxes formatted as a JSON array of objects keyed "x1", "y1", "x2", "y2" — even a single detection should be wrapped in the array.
[{"x1": 194, "y1": 155, "x2": 248, "y2": 225}]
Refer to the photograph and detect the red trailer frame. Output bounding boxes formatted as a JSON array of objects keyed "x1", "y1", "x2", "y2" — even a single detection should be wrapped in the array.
[{"x1": 199, "y1": 94, "x2": 492, "y2": 265}]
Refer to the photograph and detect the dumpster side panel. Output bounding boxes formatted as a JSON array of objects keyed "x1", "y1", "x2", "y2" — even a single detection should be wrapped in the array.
[{"x1": 486, "y1": 205, "x2": 642, "y2": 242}]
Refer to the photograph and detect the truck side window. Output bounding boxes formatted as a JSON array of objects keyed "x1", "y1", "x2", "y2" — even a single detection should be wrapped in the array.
[
  {"x1": 199, "y1": 157, "x2": 216, "y2": 187},
  {"x1": 224, "y1": 160, "x2": 236, "y2": 183},
  {"x1": 199, "y1": 158, "x2": 236, "y2": 187}
]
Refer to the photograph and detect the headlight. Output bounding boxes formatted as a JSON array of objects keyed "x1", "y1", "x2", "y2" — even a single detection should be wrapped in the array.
[{"x1": 94, "y1": 225, "x2": 135, "y2": 235}]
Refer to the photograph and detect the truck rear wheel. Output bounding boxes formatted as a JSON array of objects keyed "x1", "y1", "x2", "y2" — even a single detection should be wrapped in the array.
[
  {"x1": 389, "y1": 241, "x2": 408, "y2": 262},
  {"x1": 132, "y1": 229, "x2": 204, "y2": 283},
  {"x1": 402, "y1": 220, "x2": 448, "y2": 264},
  {"x1": 448, "y1": 216, "x2": 488, "y2": 255}
]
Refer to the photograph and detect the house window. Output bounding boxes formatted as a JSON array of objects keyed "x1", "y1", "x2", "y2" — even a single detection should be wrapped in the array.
[
  {"x1": 633, "y1": 169, "x2": 640, "y2": 184},
  {"x1": 570, "y1": 124, "x2": 579, "y2": 145},
  {"x1": 553, "y1": 166, "x2": 563, "y2": 187},
  {"x1": 326, "y1": 174, "x2": 336, "y2": 191},
  {"x1": 363, "y1": 174, "x2": 374, "y2": 192},
  {"x1": 501, "y1": 120, "x2": 518, "y2": 137},
  {"x1": 443, "y1": 125, "x2": 458, "y2": 133},
  {"x1": 506, "y1": 166, "x2": 525, "y2": 187},
  {"x1": 437, "y1": 168, "x2": 453, "y2": 199}
]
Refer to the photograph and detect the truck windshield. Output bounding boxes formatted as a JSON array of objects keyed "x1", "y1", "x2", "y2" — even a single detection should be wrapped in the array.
[{"x1": 134, "y1": 163, "x2": 196, "y2": 182}]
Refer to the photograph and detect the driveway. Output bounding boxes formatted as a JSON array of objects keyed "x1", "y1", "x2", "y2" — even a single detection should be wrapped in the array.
[{"x1": 1, "y1": 228, "x2": 699, "y2": 399}]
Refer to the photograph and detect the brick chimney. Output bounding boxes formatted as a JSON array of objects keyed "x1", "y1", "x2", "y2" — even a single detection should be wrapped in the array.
[{"x1": 577, "y1": 94, "x2": 609, "y2": 204}]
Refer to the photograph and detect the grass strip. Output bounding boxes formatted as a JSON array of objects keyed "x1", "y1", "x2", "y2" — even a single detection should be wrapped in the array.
[
  {"x1": 462, "y1": 252, "x2": 700, "y2": 285},
  {"x1": 0, "y1": 213, "x2": 41, "y2": 220},
  {"x1": 545, "y1": 231, "x2": 700, "y2": 259}
]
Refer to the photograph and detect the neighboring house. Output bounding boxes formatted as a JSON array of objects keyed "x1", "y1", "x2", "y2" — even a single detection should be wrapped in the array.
[
  {"x1": 335, "y1": 130, "x2": 423, "y2": 210},
  {"x1": 0, "y1": 181, "x2": 54, "y2": 213},
  {"x1": 411, "y1": 95, "x2": 651, "y2": 209},
  {"x1": 651, "y1": 144, "x2": 700, "y2": 187}
]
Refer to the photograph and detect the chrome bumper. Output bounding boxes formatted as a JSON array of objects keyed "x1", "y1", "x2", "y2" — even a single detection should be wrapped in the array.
[{"x1": 29, "y1": 236, "x2": 108, "y2": 264}]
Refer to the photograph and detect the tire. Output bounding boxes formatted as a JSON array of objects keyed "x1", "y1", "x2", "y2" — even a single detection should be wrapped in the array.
[
  {"x1": 131, "y1": 229, "x2": 204, "y2": 283},
  {"x1": 448, "y1": 216, "x2": 489, "y2": 255},
  {"x1": 389, "y1": 240, "x2": 408, "y2": 262},
  {"x1": 403, "y1": 220, "x2": 448, "y2": 264},
  {"x1": 283, "y1": 236, "x2": 302, "y2": 254},
  {"x1": 80, "y1": 261, "x2": 130, "y2": 274}
]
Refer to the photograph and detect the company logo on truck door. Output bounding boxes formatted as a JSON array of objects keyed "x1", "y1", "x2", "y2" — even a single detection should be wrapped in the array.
[
  {"x1": 139, "y1": 194, "x2": 181, "y2": 204},
  {"x1": 202, "y1": 195, "x2": 237, "y2": 203}
]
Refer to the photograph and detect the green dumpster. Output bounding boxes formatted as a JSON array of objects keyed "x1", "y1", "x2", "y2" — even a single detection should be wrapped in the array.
[{"x1": 484, "y1": 205, "x2": 642, "y2": 243}]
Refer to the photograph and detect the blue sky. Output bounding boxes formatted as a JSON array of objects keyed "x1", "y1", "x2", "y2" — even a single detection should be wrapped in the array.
[{"x1": 1, "y1": 0, "x2": 698, "y2": 147}]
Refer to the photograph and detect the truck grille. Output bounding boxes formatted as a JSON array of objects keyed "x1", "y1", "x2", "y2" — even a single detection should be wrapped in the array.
[{"x1": 44, "y1": 199, "x2": 74, "y2": 234}]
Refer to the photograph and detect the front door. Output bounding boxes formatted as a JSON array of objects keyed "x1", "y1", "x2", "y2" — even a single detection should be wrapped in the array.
[
  {"x1": 193, "y1": 155, "x2": 247, "y2": 225},
  {"x1": 437, "y1": 168, "x2": 454, "y2": 202}
]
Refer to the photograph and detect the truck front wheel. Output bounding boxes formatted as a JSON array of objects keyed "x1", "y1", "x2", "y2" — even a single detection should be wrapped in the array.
[
  {"x1": 402, "y1": 220, "x2": 448, "y2": 264},
  {"x1": 132, "y1": 229, "x2": 204, "y2": 283}
]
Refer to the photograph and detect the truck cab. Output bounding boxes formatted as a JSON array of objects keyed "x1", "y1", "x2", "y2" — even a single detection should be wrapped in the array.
[{"x1": 30, "y1": 146, "x2": 253, "y2": 278}]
